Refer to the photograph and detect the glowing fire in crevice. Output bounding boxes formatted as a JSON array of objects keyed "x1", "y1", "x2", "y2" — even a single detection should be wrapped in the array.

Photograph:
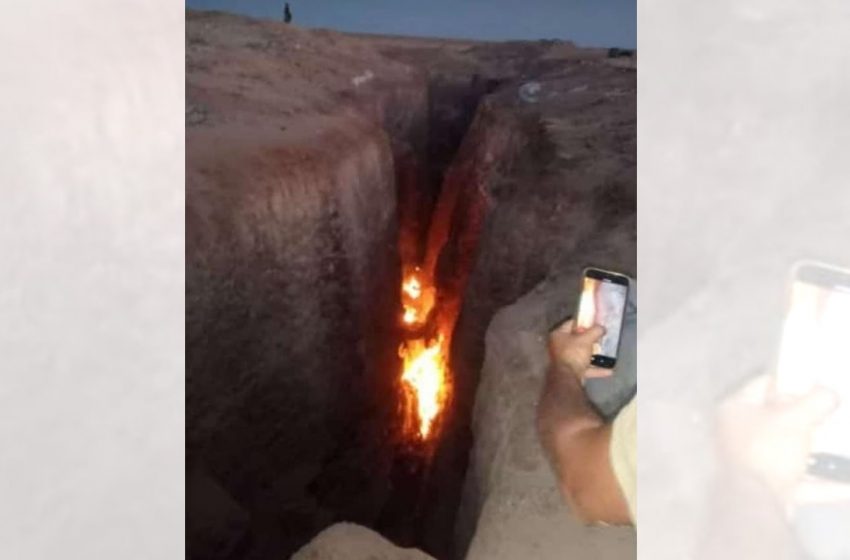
[
  {"x1": 400, "y1": 334, "x2": 449, "y2": 440},
  {"x1": 398, "y1": 267, "x2": 450, "y2": 441},
  {"x1": 401, "y1": 268, "x2": 435, "y2": 328}
]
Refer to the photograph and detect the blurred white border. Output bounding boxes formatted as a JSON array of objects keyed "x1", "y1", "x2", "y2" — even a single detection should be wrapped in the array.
[
  {"x1": 639, "y1": 0, "x2": 850, "y2": 558},
  {"x1": 0, "y1": 2, "x2": 184, "y2": 558}
]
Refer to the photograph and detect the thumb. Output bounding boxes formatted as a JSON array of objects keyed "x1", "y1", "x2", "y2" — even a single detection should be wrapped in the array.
[
  {"x1": 786, "y1": 387, "x2": 840, "y2": 427},
  {"x1": 574, "y1": 324, "x2": 606, "y2": 344},
  {"x1": 555, "y1": 319, "x2": 575, "y2": 335}
]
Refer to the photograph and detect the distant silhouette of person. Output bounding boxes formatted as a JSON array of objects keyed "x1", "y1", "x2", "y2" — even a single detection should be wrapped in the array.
[{"x1": 283, "y1": 3, "x2": 292, "y2": 24}]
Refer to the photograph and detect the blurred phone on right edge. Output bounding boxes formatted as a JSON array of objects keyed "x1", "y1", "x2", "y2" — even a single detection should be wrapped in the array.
[{"x1": 775, "y1": 261, "x2": 850, "y2": 485}]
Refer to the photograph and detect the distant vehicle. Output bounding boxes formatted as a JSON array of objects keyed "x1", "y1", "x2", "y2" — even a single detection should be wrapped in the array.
[{"x1": 607, "y1": 47, "x2": 634, "y2": 58}]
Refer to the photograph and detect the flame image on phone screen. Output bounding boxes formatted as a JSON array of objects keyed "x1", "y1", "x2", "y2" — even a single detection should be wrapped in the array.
[
  {"x1": 577, "y1": 274, "x2": 628, "y2": 362},
  {"x1": 776, "y1": 263, "x2": 850, "y2": 459}
]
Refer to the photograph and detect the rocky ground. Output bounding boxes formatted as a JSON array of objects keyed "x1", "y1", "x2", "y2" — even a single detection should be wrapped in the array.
[
  {"x1": 186, "y1": 9, "x2": 634, "y2": 559},
  {"x1": 292, "y1": 523, "x2": 435, "y2": 560}
]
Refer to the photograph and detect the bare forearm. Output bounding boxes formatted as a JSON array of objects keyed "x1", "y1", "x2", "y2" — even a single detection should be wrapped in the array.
[
  {"x1": 538, "y1": 363, "x2": 603, "y2": 448},
  {"x1": 537, "y1": 364, "x2": 630, "y2": 525},
  {"x1": 539, "y1": 321, "x2": 632, "y2": 524}
]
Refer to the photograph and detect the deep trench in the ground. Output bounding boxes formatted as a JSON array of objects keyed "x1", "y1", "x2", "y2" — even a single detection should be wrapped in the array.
[
  {"x1": 374, "y1": 85, "x2": 488, "y2": 558},
  {"x1": 187, "y1": 73, "x2": 513, "y2": 560},
  {"x1": 384, "y1": 89, "x2": 506, "y2": 560},
  {"x1": 337, "y1": 78, "x2": 503, "y2": 560},
  {"x1": 189, "y1": 24, "x2": 637, "y2": 557}
]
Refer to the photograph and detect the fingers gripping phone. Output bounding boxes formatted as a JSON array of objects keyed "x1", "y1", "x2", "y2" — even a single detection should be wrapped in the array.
[
  {"x1": 576, "y1": 267, "x2": 630, "y2": 370},
  {"x1": 775, "y1": 261, "x2": 850, "y2": 484}
]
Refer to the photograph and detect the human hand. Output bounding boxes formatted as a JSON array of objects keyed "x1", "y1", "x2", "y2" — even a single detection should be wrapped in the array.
[{"x1": 548, "y1": 319, "x2": 607, "y2": 383}]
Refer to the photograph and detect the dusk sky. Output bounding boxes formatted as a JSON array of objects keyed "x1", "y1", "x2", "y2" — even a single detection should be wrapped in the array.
[{"x1": 186, "y1": 0, "x2": 636, "y2": 48}]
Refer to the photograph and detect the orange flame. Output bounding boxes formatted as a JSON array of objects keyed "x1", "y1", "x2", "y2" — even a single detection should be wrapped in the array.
[
  {"x1": 399, "y1": 334, "x2": 450, "y2": 439},
  {"x1": 403, "y1": 276, "x2": 422, "y2": 300},
  {"x1": 400, "y1": 267, "x2": 435, "y2": 327},
  {"x1": 399, "y1": 267, "x2": 449, "y2": 440}
]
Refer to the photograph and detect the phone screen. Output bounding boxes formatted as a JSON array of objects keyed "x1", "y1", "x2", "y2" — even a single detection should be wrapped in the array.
[
  {"x1": 776, "y1": 263, "x2": 850, "y2": 458},
  {"x1": 577, "y1": 271, "x2": 629, "y2": 365}
]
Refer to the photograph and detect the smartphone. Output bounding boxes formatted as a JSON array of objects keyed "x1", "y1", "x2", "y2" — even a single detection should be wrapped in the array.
[
  {"x1": 775, "y1": 261, "x2": 850, "y2": 483},
  {"x1": 576, "y1": 267, "x2": 630, "y2": 370}
]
